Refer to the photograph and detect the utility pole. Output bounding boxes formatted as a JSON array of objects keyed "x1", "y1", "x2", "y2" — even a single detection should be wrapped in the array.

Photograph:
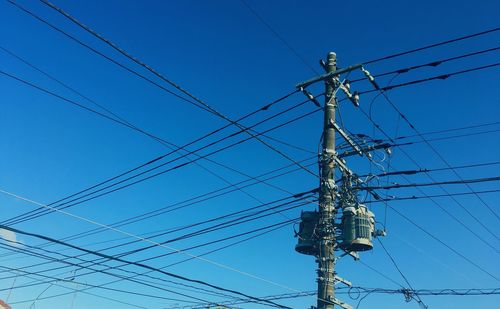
[
  {"x1": 317, "y1": 52, "x2": 337, "y2": 309},
  {"x1": 295, "y1": 53, "x2": 383, "y2": 309}
]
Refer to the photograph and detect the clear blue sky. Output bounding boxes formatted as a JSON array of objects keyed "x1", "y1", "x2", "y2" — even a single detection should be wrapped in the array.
[{"x1": 0, "y1": 0, "x2": 499, "y2": 308}]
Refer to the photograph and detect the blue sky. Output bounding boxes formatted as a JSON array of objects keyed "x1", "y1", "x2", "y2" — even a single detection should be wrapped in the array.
[{"x1": 0, "y1": 0, "x2": 499, "y2": 308}]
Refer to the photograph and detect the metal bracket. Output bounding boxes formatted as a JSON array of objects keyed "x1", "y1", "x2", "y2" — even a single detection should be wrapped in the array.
[
  {"x1": 336, "y1": 249, "x2": 360, "y2": 261},
  {"x1": 334, "y1": 275, "x2": 352, "y2": 287},
  {"x1": 331, "y1": 122, "x2": 363, "y2": 156},
  {"x1": 333, "y1": 156, "x2": 353, "y2": 176},
  {"x1": 331, "y1": 297, "x2": 354, "y2": 309},
  {"x1": 296, "y1": 64, "x2": 362, "y2": 89}
]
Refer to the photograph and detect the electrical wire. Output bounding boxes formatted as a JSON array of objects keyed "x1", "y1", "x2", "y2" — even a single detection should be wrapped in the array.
[
  {"x1": 0, "y1": 188, "x2": 326, "y2": 306},
  {"x1": 4, "y1": 198, "x2": 311, "y2": 283},
  {"x1": 377, "y1": 239, "x2": 428, "y2": 308},
  {"x1": 238, "y1": 0, "x2": 318, "y2": 74},
  {"x1": 362, "y1": 27, "x2": 500, "y2": 65},
  {"x1": 361, "y1": 160, "x2": 500, "y2": 179},
  {"x1": 358, "y1": 175, "x2": 500, "y2": 190},
  {"x1": 377, "y1": 91, "x2": 500, "y2": 221},
  {"x1": 350, "y1": 46, "x2": 500, "y2": 84},
  {"x1": 383, "y1": 204, "x2": 499, "y2": 282},
  {"x1": 2, "y1": 104, "x2": 321, "y2": 227},
  {"x1": 0, "y1": 224, "x2": 291, "y2": 309},
  {"x1": 359, "y1": 62, "x2": 500, "y2": 96},
  {"x1": 0, "y1": 70, "x2": 320, "y2": 226},
  {"x1": 357, "y1": 68, "x2": 500, "y2": 242},
  {"x1": 366, "y1": 188, "x2": 500, "y2": 203},
  {"x1": 14, "y1": 0, "x2": 317, "y2": 179},
  {"x1": 356, "y1": 109, "x2": 500, "y2": 280},
  {"x1": 0, "y1": 242, "x2": 215, "y2": 305}
]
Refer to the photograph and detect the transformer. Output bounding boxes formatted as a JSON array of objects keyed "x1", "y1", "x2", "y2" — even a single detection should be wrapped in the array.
[
  {"x1": 295, "y1": 211, "x2": 319, "y2": 256},
  {"x1": 339, "y1": 204, "x2": 375, "y2": 252}
]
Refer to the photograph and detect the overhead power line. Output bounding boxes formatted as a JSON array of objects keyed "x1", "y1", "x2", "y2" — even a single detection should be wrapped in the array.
[
  {"x1": 367, "y1": 188, "x2": 500, "y2": 203},
  {"x1": 40, "y1": 158, "x2": 317, "y2": 250},
  {"x1": 0, "y1": 218, "x2": 300, "y2": 306},
  {"x1": 0, "y1": 188, "x2": 319, "y2": 304},
  {"x1": 182, "y1": 286, "x2": 500, "y2": 309},
  {"x1": 360, "y1": 62, "x2": 500, "y2": 95},
  {"x1": 362, "y1": 27, "x2": 500, "y2": 64},
  {"x1": 2, "y1": 196, "x2": 312, "y2": 285},
  {"x1": 0, "y1": 61, "x2": 317, "y2": 225},
  {"x1": 377, "y1": 239, "x2": 428, "y2": 308},
  {"x1": 358, "y1": 175, "x2": 500, "y2": 190},
  {"x1": 0, "y1": 223, "x2": 291, "y2": 309},
  {"x1": 0, "y1": 85, "x2": 320, "y2": 226},
  {"x1": 367, "y1": 46, "x2": 500, "y2": 79},
  {"x1": 357, "y1": 109, "x2": 500, "y2": 280},
  {"x1": 0, "y1": 242, "x2": 215, "y2": 306},
  {"x1": 9, "y1": 219, "x2": 295, "y2": 307},
  {"x1": 26, "y1": 0, "x2": 318, "y2": 178},
  {"x1": 384, "y1": 204, "x2": 499, "y2": 282},
  {"x1": 0, "y1": 266, "x2": 148, "y2": 308},
  {"x1": 361, "y1": 160, "x2": 500, "y2": 179},
  {"x1": 363, "y1": 67, "x2": 500, "y2": 223},
  {"x1": 238, "y1": 0, "x2": 318, "y2": 74}
]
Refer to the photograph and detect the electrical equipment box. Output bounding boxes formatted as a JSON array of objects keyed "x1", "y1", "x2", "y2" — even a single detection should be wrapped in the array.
[
  {"x1": 339, "y1": 204, "x2": 375, "y2": 252},
  {"x1": 295, "y1": 211, "x2": 319, "y2": 256}
]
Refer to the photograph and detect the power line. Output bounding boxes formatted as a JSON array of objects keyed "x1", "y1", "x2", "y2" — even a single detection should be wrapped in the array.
[
  {"x1": 360, "y1": 62, "x2": 500, "y2": 95},
  {"x1": 394, "y1": 121, "x2": 500, "y2": 140},
  {"x1": 366, "y1": 188, "x2": 500, "y2": 203},
  {"x1": 362, "y1": 27, "x2": 500, "y2": 64},
  {"x1": 0, "y1": 44, "x2": 309, "y2": 228},
  {"x1": 0, "y1": 64, "x2": 318, "y2": 225},
  {"x1": 0, "y1": 188, "x2": 318, "y2": 303},
  {"x1": 238, "y1": 0, "x2": 318, "y2": 74},
  {"x1": 377, "y1": 239, "x2": 428, "y2": 308},
  {"x1": 0, "y1": 262, "x2": 197, "y2": 306},
  {"x1": 0, "y1": 193, "x2": 314, "y2": 295},
  {"x1": 13, "y1": 219, "x2": 295, "y2": 307},
  {"x1": 360, "y1": 107, "x2": 500, "y2": 242},
  {"x1": 362, "y1": 160, "x2": 500, "y2": 179},
  {"x1": 359, "y1": 67, "x2": 500, "y2": 244},
  {"x1": 0, "y1": 224, "x2": 291, "y2": 309},
  {"x1": 354, "y1": 121, "x2": 500, "y2": 145},
  {"x1": 0, "y1": 242, "x2": 215, "y2": 305},
  {"x1": 364, "y1": 46, "x2": 500, "y2": 79},
  {"x1": 182, "y1": 286, "x2": 500, "y2": 308},
  {"x1": 376, "y1": 91, "x2": 500, "y2": 222},
  {"x1": 355, "y1": 109, "x2": 500, "y2": 280},
  {"x1": 42, "y1": 158, "x2": 317, "y2": 249},
  {"x1": 0, "y1": 269, "x2": 147, "y2": 309},
  {"x1": 358, "y1": 115, "x2": 500, "y2": 253},
  {"x1": 358, "y1": 175, "x2": 500, "y2": 190},
  {"x1": 25, "y1": 0, "x2": 318, "y2": 178},
  {"x1": 0, "y1": 96, "x2": 320, "y2": 226},
  {"x1": 0, "y1": 157, "x2": 316, "y2": 267},
  {"x1": 384, "y1": 204, "x2": 500, "y2": 282},
  {"x1": 388, "y1": 169, "x2": 500, "y2": 253},
  {"x1": 2, "y1": 196, "x2": 312, "y2": 284},
  {"x1": 0, "y1": 64, "x2": 306, "y2": 220},
  {"x1": 0, "y1": 218, "x2": 302, "y2": 305}
]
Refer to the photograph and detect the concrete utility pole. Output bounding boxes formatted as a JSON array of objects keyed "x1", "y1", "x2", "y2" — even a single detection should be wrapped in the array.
[
  {"x1": 317, "y1": 52, "x2": 337, "y2": 309},
  {"x1": 296, "y1": 53, "x2": 377, "y2": 309}
]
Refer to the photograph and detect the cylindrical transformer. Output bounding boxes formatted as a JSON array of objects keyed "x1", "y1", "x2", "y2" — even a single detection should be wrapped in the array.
[
  {"x1": 340, "y1": 204, "x2": 374, "y2": 251},
  {"x1": 295, "y1": 211, "x2": 319, "y2": 256}
]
